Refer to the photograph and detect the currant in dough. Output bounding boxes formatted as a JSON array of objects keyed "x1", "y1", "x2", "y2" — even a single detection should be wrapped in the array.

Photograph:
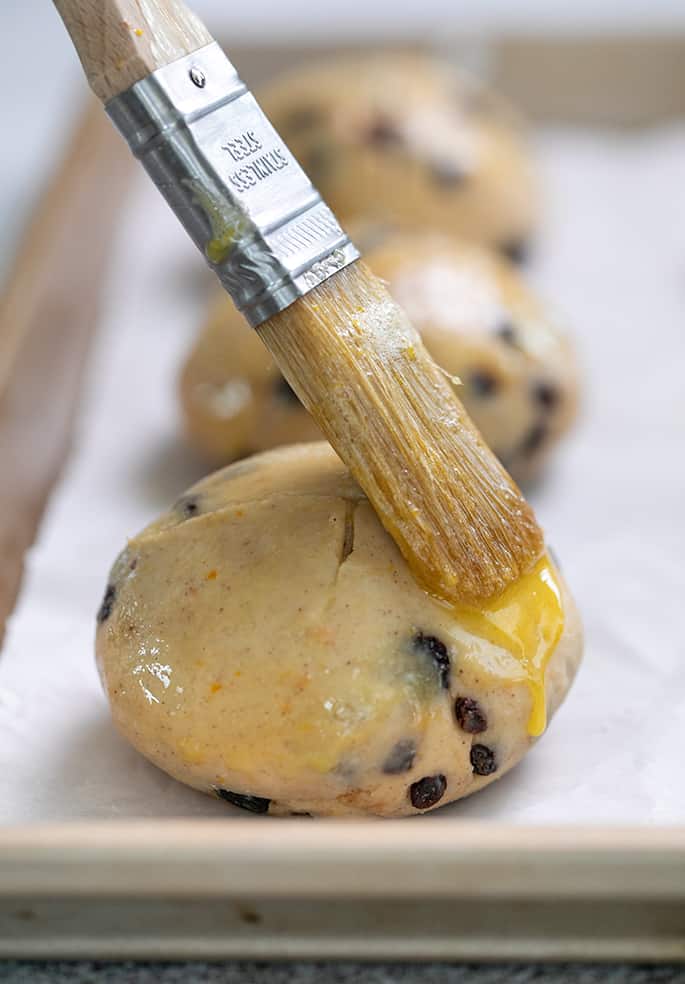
[
  {"x1": 259, "y1": 51, "x2": 536, "y2": 255},
  {"x1": 96, "y1": 443, "x2": 583, "y2": 818},
  {"x1": 180, "y1": 231, "x2": 579, "y2": 484}
]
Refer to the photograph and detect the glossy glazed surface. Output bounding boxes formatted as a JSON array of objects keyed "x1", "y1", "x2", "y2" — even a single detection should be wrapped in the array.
[{"x1": 97, "y1": 444, "x2": 583, "y2": 817}]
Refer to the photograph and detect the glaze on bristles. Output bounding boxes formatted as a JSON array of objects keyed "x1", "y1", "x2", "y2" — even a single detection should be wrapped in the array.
[{"x1": 259, "y1": 262, "x2": 544, "y2": 604}]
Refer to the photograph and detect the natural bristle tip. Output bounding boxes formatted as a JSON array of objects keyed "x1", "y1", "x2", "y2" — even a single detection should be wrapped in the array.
[{"x1": 258, "y1": 263, "x2": 544, "y2": 604}]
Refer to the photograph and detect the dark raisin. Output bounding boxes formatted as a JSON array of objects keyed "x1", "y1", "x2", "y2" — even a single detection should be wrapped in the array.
[
  {"x1": 470, "y1": 369, "x2": 499, "y2": 397},
  {"x1": 214, "y1": 788, "x2": 271, "y2": 814},
  {"x1": 454, "y1": 697, "x2": 488, "y2": 734},
  {"x1": 382, "y1": 738, "x2": 417, "y2": 775},
  {"x1": 520, "y1": 422, "x2": 548, "y2": 456},
  {"x1": 533, "y1": 380, "x2": 560, "y2": 410},
  {"x1": 176, "y1": 495, "x2": 200, "y2": 520},
  {"x1": 96, "y1": 584, "x2": 116, "y2": 625},
  {"x1": 283, "y1": 107, "x2": 325, "y2": 134},
  {"x1": 365, "y1": 116, "x2": 403, "y2": 147},
  {"x1": 430, "y1": 159, "x2": 468, "y2": 188},
  {"x1": 470, "y1": 744, "x2": 497, "y2": 776},
  {"x1": 274, "y1": 376, "x2": 301, "y2": 406},
  {"x1": 495, "y1": 320, "x2": 518, "y2": 347},
  {"x1": 413, "y1": 632, "x2": 451, "y2": 689},
  {"x1": 302, "y1": 143, "x2": 334, "y2": 183},
  {"x1": 499, "y1": 238, "x2": 530, "y2": 266},
  {"x1": 409, "y1": 774, "x2": 447, "y2": 810}
]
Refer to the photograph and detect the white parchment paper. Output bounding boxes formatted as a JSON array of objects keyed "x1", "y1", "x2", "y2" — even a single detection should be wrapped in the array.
[{"x1": 1, "y1": 129, "x2": 684, "y2": 825}]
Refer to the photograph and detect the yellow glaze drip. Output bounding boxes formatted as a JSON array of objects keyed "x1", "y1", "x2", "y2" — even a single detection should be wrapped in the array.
[
  {"x1": 454, "y1": 555, "x2": 564, "y2": 737},
  {"x1": 184, "y1": 179, "x2": 246, "y2": 265}
]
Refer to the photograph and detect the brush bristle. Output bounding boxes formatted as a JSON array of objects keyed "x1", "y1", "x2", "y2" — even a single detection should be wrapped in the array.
[{"x1": 258, "y1": 262, "x2": 544, "y2": 604}]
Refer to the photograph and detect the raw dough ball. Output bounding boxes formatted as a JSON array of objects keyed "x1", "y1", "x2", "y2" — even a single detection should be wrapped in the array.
[
  {"x1": 180, "y1": 232, "x2": 579, "y2": 484},
  {"x1": 97, "y1": 443, "x2": 583, "y2": 818},
  {"x1": 260, "y1": 52, "x2": 536, "y2": 255}
]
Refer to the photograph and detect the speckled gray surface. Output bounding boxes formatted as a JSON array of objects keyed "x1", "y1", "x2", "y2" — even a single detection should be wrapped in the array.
[{"x1": 1, "y1": 964, "x2": 684, "y2": 983}]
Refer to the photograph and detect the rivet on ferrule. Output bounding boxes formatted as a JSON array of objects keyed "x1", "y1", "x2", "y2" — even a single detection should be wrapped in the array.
[{"x1": 189, "y1": 65, "x2": 206, "y2": 88}]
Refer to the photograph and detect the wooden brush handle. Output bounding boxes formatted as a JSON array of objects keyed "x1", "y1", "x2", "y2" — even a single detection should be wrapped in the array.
[{"x1": 53, "y1": 0, "x2": 213, "y2": 102}]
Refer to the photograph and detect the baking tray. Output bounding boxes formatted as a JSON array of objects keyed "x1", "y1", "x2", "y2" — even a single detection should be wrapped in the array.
[
  {"x1": 1, "y1": 40, "x2": 684, "y2": 961},
  {"x1": 1, "y1": 823, "x2": 684, "y2": 960}
]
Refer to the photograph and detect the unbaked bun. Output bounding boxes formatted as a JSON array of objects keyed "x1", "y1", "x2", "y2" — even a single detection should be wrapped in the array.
[
  {"x1": 97, "y1": 443, "x2": 583, "y2": 818},
  {"x1": 180, "y1": 231, "x2": 578, "y2": 484},
  {"x1": 260, "y1": 52, "x2": 536, "y2": 257}
]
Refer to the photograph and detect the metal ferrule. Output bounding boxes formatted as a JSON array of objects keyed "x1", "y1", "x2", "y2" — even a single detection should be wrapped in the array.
[{"x1": 106, "y1": 43, "x2": 359, "y2": 327}]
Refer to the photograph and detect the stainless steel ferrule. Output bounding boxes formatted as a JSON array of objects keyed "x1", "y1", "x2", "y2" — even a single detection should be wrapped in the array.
[{"x1": 106, "y1": 43, "x2": 359, "y2": 327}]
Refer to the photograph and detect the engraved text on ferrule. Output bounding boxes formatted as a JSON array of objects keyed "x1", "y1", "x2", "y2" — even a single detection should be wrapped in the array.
[
  {"x1": 221, "y1": 130, "x2": 262, "y2": 162},
  {"x1": 228, "y1": 148, "x2": 289, "y2": 192}
]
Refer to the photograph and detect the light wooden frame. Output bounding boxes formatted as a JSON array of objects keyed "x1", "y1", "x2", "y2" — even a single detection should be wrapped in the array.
[{"x1": 1, "y1": 822, "x2": 684, "y2": 960}]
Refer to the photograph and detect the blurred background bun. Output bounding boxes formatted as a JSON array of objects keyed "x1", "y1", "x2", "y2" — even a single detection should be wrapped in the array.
[
  {"x1": 260, "y1": 52, "x2": 537, "y2": 260},
  {"x1": 180, "y1": 226, "x2": 578, "y2": 484}
]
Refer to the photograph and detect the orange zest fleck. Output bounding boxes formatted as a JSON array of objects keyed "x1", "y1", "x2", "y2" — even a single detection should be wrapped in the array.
[
  {"x1": 210, "y1": 682, "x2": 222, "y2": 694},
  {"x1": 134, "y1": 28, "x2": 144, "y2": 36},
  {"x1": 206, "y1": 569, "x2": 218, "y2": 580}
]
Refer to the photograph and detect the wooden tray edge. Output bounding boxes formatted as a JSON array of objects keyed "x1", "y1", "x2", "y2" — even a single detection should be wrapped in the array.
[
  {"x1": 0, "y1": 820, "x2": 683, "y2": 899},
  {"x1": 0, "y1": 101, "x2": 134, "y2": 648}
]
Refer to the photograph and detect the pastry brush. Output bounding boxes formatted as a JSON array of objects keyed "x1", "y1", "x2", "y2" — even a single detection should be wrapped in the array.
[{"x1": 52, "y1": 0, "x2": 544, "y2": 605}]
